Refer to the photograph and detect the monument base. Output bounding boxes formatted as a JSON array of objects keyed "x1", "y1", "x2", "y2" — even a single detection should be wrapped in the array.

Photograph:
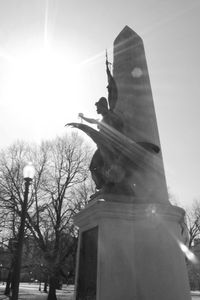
[{"x1": 74, "y1": 199, "x2": 191, "y2": 300}]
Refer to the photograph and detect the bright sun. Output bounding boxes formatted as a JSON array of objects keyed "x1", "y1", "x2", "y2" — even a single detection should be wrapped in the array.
[
  {"x1": 1, "y1": 43, "x2": 101, "y2": 145},
  {"x1": 1, "y1": 45, "x2": 85, "y2": 141},
  {"x1": 4, "y1": 46, "x2": 79, "y2": 108}
]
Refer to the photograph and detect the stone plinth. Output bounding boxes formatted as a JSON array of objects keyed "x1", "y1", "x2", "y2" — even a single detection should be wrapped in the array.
[{"x1": 74, "y1": 199, "x2": 191, "y2": 300}]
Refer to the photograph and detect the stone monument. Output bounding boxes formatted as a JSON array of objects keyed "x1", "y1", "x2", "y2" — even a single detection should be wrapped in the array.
[{"x1": 69, "y1": 26, "x2": 191, "y2": 300}]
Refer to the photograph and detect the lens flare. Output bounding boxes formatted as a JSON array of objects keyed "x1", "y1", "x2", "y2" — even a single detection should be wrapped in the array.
[{"x1": 179, "y1": 242, "x2": 198, "y2": 264}]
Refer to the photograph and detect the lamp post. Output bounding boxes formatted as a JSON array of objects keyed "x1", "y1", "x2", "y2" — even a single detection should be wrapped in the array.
[
  {"x1": 11, "y1": 162, "x2": 35, "y2": 300},
  {"x1": 0, "y1": 264, "x2": 2, "y2": 283}
]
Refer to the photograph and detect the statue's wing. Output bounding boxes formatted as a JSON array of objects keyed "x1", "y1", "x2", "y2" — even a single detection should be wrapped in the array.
[
  {"x1": 106, "y1": 65, "x2": 118, "y2": 111},
  {"x1": 67, "y1": 123, "x2": 160, "y2": 168},
  {"x1": 67, "y1": 123, "x2": 114, "y2": 152}
]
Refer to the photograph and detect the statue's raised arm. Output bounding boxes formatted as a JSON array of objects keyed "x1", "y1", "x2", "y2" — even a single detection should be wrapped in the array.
[{"x1": 78, "y1": 113, "x2": 99, "y2": 125}]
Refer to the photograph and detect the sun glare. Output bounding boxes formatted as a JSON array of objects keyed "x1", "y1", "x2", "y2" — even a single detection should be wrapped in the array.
[
  {"x1": 4, "y1": 46, "x2": 79, "y2": 103},
  {"x1": 2, "y1": 45, "x2": 84, "y2": 129},
  {"x1": 1, "y1": 43, "x2": 89, "y2": 145}
]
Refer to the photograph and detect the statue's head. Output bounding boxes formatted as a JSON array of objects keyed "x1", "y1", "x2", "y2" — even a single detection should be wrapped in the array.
[{"x1": 95, "y1": 97, "x2": 108, "y2": 115}]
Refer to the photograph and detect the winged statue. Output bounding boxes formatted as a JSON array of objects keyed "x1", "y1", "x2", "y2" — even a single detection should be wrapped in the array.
[{"x1": 66, "y1": 53, "x2": 160, "y2": 199}]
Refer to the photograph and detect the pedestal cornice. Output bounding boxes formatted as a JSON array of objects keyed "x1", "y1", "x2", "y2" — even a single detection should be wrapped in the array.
[{"x1": 74, "y1": 199, "x2": 185, "y2": 228}]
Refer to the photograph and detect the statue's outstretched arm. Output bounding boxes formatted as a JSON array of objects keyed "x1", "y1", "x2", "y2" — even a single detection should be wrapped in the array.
[{"x1": 78, "y1": 113, "x2": 99, "y2": 125}]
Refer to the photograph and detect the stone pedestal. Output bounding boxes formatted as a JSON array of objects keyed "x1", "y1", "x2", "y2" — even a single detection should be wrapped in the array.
[{"x1": 74, "y1": 199, "x2": 191, "y2": 300}]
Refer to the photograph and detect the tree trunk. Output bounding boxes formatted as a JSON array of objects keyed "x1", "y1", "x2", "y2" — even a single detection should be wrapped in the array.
[
  {"x1": 47, "y1": 276, "x2": 57, "y2": 300},
  {"x1": 4, "y1": 270, "x2": 12, "y2": 295},
  {"x1": 44, "y1": 278, "x2": 48, "y2": 293}
]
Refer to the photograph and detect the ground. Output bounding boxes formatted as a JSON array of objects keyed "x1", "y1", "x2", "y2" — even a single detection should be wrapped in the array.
[
  {"x1": 0, "y1": 283, "x2": 199, "y2": 299},
  {"x1": 192, "y1": 291, "x2": 200, "y2": 299},
  {"x1": 0, "y1": 283, "x2": 74, "y2": 299}
]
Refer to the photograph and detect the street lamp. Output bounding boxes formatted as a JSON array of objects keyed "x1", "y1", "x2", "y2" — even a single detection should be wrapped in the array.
[{"x1": 11, "y1": 162, "x2": 35, "y2": 300}]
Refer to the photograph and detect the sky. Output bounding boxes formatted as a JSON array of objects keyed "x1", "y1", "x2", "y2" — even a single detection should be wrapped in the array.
[{"x1": 0, "y1": 0, "x2": 199, "y2": 208}]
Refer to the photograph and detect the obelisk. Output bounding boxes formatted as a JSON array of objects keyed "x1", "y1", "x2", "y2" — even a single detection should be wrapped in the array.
[
  {"x1": 113, "y1": 26, "x2": 159, "y2": 145},
  {"x1": 113, "y1": 26, "x2": 169, "y2": 204}
]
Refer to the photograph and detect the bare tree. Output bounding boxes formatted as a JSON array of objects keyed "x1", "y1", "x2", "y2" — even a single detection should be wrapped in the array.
[
  {"x1": 186, "y1": 199, "x2": 200, "y2": 249},
  {"x1": 27, "y1": 133, "x2": 92, "y2": 299},
  {"x1": 0, "y1": 133, "x2": 93, "y2": 300},
  {"x1": 70, "y1": 175, "x2": 95, "y2": 213}
]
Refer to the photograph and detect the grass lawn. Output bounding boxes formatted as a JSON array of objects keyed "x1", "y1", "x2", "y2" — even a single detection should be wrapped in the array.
[{"x1": 0, "y1": 283, "x2": 74, "y2": 300}]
